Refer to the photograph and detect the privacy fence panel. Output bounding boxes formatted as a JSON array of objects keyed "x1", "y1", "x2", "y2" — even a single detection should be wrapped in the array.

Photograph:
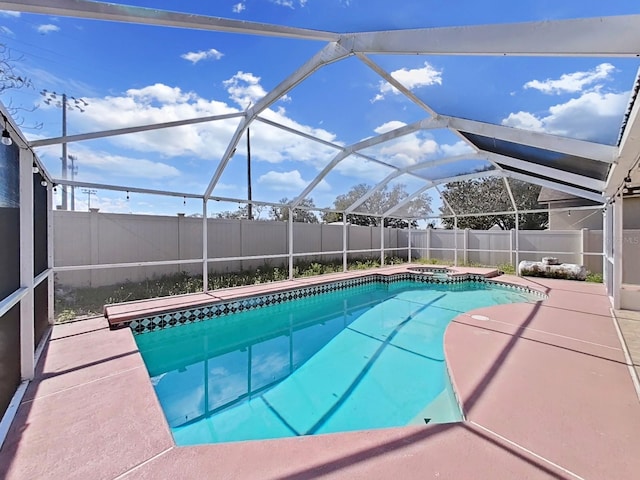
[
  {"x1": 623, "y1": 229, "x2": 640, "y2": 284},
  {"x1": 468, "y1": 230, "x2": 512, "y2": 266},
  {"x1": 518, "y1": 230, "x2": 582, "y2": 265},
  {"x1": 54, "y1": 211, "x2": 610, "y2": 288}
]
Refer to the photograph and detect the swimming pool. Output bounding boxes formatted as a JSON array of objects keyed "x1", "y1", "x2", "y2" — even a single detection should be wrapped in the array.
[{"x1": 134, "y1": 276, "x2": 541, "y2": 445}]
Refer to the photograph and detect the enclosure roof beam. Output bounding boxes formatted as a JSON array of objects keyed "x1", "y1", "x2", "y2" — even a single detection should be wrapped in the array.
[
  {"x1": 203, "y1": 41, "x2": 351, "y2": 199},
  {"x1": 349, "y1": 15, "x2": 640, "y2": 56},
  {"x1": 382, "y1": 170, "x2": 502, "y2": 217},
  {"x1": 355, "y1": 53, "x2": 438, "y2": 117},
  {"x1": 506, "y1": 171, "x2": 604, "y2": 204},
  {"x1": 503, "y1": 177, "x2": 518, "y2": 214},
  {"x1": 53, "y1": 179, "x2": 204, "y2": 200},
  {"x1": 344, "y1": 153, "x2": 485, "y2": 214},
  {"x1": 484, "y1": 151, "x2": 606, "y2": 192},
  {"x1": 255, "y1": 116, "x2": 344, "y2": 151},
  {"x1": 29, "y1": 112, "x2": 245, "y2": 148},
  {"x1": 382, "y1": 183, "x2": 435, "y2": 218},
  {"x1": 443, "y1": 115, "x2": 617, "y2": 163},
  {"x1": 1, "y1": 0, "x2": 338, "y2": 41},
  {"x1": 290, "y1": 150, "x2": 351, "y2": 209},
  {"x1": 289, "y1": 117, "x2": 443, "y2": 209},
  {"x1": 349, "y1": 117, "x2": 445, "y2": 153},
  {"x1": 606, "y1": 78, "x2": 640, "y2": 196},
  {"x1": 435, "y1": 185, "x2": 457, "y2": 218}
]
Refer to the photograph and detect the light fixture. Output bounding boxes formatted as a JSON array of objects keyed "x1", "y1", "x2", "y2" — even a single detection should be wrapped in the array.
[
  {"x1": 1, "y1": 114, "x2": 12, "y2": 146},
  {"x1": 567, "y1": 210, "x2": 571, "y2": 217},
  {"x1": 41, "y1": 180, "x2": 48, "y2": 187},
  {"x1": 32, "y1": 166, "x2": 40, "y2": 174}
]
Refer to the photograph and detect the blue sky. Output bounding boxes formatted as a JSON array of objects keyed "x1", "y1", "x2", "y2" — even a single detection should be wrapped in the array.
[{"x1": 1, "y1": 1, "x2": 639, "y2": 217}]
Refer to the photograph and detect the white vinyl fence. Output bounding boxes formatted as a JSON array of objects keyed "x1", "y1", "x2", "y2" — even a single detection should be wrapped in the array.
[
  {"x1": 53, "y1": 210, "x2": 614, "y2": 288},
  {"x1": 53, "y1": 211, "x2": 405, "y2": 287}
]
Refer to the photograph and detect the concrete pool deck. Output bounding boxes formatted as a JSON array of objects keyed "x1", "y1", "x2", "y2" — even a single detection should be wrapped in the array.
[{"x1": 1, "y1": 267, "x2": 639, "y2": 479}]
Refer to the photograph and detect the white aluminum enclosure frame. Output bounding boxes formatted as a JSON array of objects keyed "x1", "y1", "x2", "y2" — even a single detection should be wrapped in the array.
[{"x1": 1, "y1": 1, "x2": 638, "y2": 305}]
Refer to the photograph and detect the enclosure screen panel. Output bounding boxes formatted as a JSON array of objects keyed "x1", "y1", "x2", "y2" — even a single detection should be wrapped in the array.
[
  {"x1": 0, "y1": 142, "x2": 20, "y2": 298},
  {"x1": 460, "y1": 132, "x2": 609, "y2": 181},
  {"x1": 34, "y1": 172, "x2": 48, "y2": 277},
  {"x1": 0, "y1": 305, "x2": 21, "y2": 416},
  {"x1": 34, "y1": 281, "x2": 49, "y2": 348}
]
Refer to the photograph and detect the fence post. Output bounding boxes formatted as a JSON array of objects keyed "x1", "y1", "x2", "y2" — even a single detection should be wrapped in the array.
[
  {"x1": 454, "y1": 217, "x2": 458, "y2": 267},
  {"x1": 288, "y1": 208, "x2": 294, "y2": 280},
  {"x1": 510, "y1": 228, "x2": 515, "y2": 268},
  {"x1": 515, "y1": 212, "x2": 520, "y2": 274},
  {"x1": 380, "y1": 218, "x2": 385, "y2": 266},
  {"x1": 90, "y1": 208, "x2": 100, "y2": 287},
  {"x1": 408, "y1": 222, "x2": 412, "y2": 263},
  {"x1": 342, "y1": 213, "x2": 347, "y2": 272},
  {"x1": 581, "y1": 228, "x2": 587, "y2": 266},
  {"x1": 202, "y1": 199, "x2": 208, "y2": 293},
  {"x1": 427, "y1": 227, "x2": 431, "y2": 260},
  {"x1": 177, "y1": 212, "x2": 185, "y2": 274},
  {"x1": 463, "y1": 228, "x2": 469, "y2": 265}
]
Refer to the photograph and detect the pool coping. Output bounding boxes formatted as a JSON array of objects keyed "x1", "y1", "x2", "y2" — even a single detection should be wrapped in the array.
[
  {"x1": 2, "y1": 268, "x2": 639, "y2": 479},
  {"x1": 104, "y1": 264, "x2": 540, "y2": 334}
]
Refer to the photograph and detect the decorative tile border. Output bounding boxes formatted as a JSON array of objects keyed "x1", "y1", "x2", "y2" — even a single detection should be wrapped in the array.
[
  {"x1": 407, "y1": 266, "x2": 452, "y2": 274},
  {"x1": 127, "y1": 273, "x2": 546, "y2": 335}
]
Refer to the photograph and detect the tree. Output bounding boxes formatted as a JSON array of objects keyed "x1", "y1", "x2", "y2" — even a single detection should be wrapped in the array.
[
  {"x1": 322, "y1": 183, "x2": 431, "y2": 228},
  {"x1": 269, "y1": 197, "x2": 318, "y2": 223},
  {"x1": 0, "y1": 44, "x2": 38, "y2": 126},
  {"x1": 215, "y1": 204, "x2": 266, "y2": 220},
  {"x1": 439, "y1": 178, "x2": 548, "y2": 230}
]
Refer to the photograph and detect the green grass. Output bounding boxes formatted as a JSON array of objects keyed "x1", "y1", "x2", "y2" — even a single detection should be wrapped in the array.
[
  {"x1": 586, "y1": 271, "x2": 603, "y2": 283},
  {"x1": 497, "y1": 263, "x2": 516, "y2": 275},
  {"x1": 54, "y1": 256, "x2": 405, "y2": 322},
  {"x1": 55, "y1": 255, "x2": 603, "y2": 323}
]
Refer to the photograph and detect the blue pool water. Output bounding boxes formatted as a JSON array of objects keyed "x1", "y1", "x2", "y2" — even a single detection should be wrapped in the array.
[{"x1": 135, "y1": 280, "x2": 539, "y2": 445}]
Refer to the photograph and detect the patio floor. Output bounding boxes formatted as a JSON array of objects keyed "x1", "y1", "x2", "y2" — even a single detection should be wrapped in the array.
[{"x1": 1, "y1": 267, "x2": 639, "y2": 479}]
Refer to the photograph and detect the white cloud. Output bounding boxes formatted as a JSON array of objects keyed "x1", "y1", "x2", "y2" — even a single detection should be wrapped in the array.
[
  {"x1": 232, "y1": 3, "x2": 246, "y2": 13},
  {"x1": 524, "y1": 63, "x2": 615, "y2": 95},
  {"x1": 181, "y1": 48, "x2": 224, "y2": 64},
  {"x1": 372, "y1": 62, "x2": 442, "y2": 102},
  {"x1": 501, "y1": 111, "x2": 544, "y2": 132},
  {"x1": 50, "y1": 75, "x2": 338, "y2": 173},
  {"x1": 34, "y1": 143, "x2": 180, "y2": 180},
  {"x1": 0, "y1": 10, "x2": 20, "y2": 17},
  {"x1": 502, "y1": 89, "x2": 630, "y2": 143},
  {"x1": 439, "y1": 141, "x2": 475, "y2": 157},
  {"x1": 374, "y1": 120, "x2": 407, "y2": 134},
  {"x1": 270, "y1": 0, "x2": 310, "y2": 8},
  {"x1": 258, "y1": 170, "x2": 330, "y2": 192},
  {"x1": 223, "y1": 71, "x2": 268, "y2": 108},
  {"x1": 377, "y1": 135, "x2": 439, "y2": 168},
  {"x1": 77, "y1": 149, "x2": 180, "y2": 179},
  {"x1": 37, "y1": 24, "x2": 60, "y2": 34},
  {"x1": 127, "y1": 83, "x2": 196, "y2": 104}
]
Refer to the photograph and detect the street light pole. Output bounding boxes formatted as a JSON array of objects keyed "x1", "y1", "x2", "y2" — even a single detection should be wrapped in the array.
[
  {"x1": 61, "y1": 93, "x2": 68, "y2": 210},
  {"x1": 81, "y1": 189, "x2": 97, "y2": 210},
  {"x1": 40, "y1": 90, "x2": 88, "y2": 210},
  {"x1": 68, "y1": 154, "x2": 78, "y2": 211}
]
